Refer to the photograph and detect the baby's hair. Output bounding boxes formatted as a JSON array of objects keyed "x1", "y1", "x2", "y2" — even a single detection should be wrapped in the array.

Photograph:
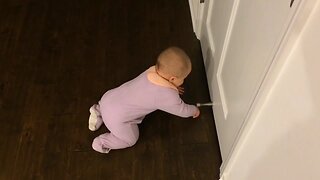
[{"x1": 156, "y1": 47, "x2": 191, "y2": 78}]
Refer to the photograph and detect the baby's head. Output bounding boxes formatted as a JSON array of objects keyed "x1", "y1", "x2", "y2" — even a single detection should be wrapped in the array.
[{"x1": 155, "y1": 47, "x2": 192, "y2": 87}]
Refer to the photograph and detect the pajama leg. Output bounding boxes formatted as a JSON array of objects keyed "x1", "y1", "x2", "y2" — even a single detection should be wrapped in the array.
[{"x1": 92, "y1": 124, "x2": 139, "y2": 153}]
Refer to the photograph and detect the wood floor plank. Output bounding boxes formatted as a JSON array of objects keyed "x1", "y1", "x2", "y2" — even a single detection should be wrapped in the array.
[{"x1": 0, "y1": 0, "x2": 222, "y2": 179}]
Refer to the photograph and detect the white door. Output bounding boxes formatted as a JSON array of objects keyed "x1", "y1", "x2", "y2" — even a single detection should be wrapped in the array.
[
  {"x1": 188, "y1": 0, "x2": 205, "y2": 38},
  {"x1": 199, "y1": 0, "x2": 299, "y2": 161}
]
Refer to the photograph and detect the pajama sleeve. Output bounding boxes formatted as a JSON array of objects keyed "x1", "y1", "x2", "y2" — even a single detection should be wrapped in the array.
[{"x1": 156, "y1": 90, "x2": 197, "y2": 118}]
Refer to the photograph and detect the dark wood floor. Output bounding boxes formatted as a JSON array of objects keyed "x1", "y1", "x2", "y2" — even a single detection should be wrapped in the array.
[{"x1": 0, "y1": 0, "x2": 222, "y2": 179}]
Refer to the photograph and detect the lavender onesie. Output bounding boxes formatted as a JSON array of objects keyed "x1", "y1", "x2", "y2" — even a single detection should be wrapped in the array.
[{"x1": 92, "y1": 67, "x2": 197, "y2": 151}]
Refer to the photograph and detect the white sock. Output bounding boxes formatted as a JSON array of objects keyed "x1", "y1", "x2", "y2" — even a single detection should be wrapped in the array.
[{"x1": 88, "y1": 105, "x2": 103, "y2": 131}]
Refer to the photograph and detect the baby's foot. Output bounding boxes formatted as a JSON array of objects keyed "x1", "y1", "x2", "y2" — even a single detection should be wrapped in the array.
[
  {"x1": 89, "y1": 115, "x2": 103, "y2": 131},
  {"x1": 88, "y1": 105, "x2": 103, "y2": 131}
]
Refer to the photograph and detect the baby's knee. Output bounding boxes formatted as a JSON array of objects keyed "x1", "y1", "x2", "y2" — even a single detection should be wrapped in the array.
[
  {"x1": 126, "y1": 137, "x2": 138, "y2": 147},
  {"x1": 92, "y1": 138, "x2": 103, "y2": 153},
  {"x1": 92, "y1": 137, "x2": 110, "y2": 153}
]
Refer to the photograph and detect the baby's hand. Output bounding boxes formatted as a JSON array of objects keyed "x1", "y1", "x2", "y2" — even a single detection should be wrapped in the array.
[
  {"x1": 193, "y1": 108, "x2": 200, "y2": 118},
  {"x1": 177, "y1": 86, "x2": 184, "y2": 95}
]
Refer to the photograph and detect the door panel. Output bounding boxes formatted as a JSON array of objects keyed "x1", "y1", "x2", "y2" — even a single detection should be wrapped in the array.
[{"x1": 201, "y1": 0, "x2": 296, "y2": 160}]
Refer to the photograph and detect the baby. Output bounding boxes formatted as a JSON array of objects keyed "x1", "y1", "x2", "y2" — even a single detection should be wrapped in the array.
[{"x1": 89, "y1": 47, "x2": 200, "y2": 153}]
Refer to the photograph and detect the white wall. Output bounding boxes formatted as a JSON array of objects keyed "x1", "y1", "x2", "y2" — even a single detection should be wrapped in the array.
[{"x1": 224, "y1": 1, "x2": 320, "y2": 179}]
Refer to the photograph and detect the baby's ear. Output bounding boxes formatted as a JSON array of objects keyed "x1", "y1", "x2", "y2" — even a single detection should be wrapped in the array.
[{"x1": 169, "y1": 76, "x2": 176, "y2": 82}]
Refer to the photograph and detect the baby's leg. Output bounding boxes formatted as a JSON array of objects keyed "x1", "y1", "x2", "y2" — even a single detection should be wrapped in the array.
[
  {"x1": 92, "y1": 124, "x2": 139, "y2": 153},
  {"x1": 88, "y1": 104, "x2": 103, "y2": 131}
]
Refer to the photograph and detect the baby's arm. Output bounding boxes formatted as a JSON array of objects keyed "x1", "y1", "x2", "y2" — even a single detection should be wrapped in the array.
[{"x1": 156, "y1": 91, "x2": 199, "y2": 118}]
